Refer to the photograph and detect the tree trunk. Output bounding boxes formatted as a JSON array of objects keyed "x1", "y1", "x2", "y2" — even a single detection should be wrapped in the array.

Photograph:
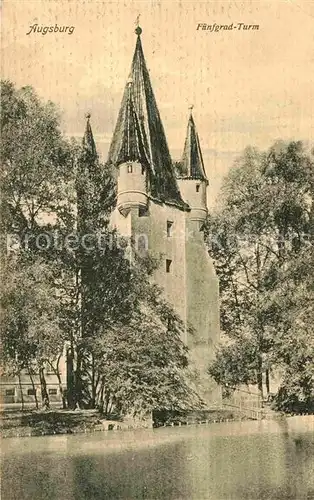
[
  {"x1": 48, "y1": 358, "x2": 66, "y2": 409},
  {"x1": 90, "y1": 354, "x2": 97, "y2": 409},
  {"x1": 104, "y1": 391, "x2": 110, "y2": 415},
  {"x1": 257, "y1": 354, "x2": 264, "y2": 403},
  {"x1": 39, "y1": 366, "x2": 50, "y2": 410},
  {"x1": 266, "y1": 368, "x2": 270, "y2": 397},
  {"x1": 255, "y1": 246, "x2": 264, "y2": 404},
  {"x1": 66, "y1": 346, "x2": 75, "y2": 409},
  {"x1": 28, "y1": 367, "x2": 39, "y2": 410},
  {"x1": 74, "y1": 347, "x2": 83, "y2": 409},
  {"x1": 98, "y1": 378, "x2": 105, "y2": 413},
  {"x1": 18, "y1": 371, "x2": 24, "y2": 411}
]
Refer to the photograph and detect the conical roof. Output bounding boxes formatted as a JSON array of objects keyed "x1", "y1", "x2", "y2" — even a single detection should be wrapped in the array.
[
  {"x1": 82, "y1": 113, "x2": 97, "y2": 162},
  {"x1": 77, "y1": 114, "x2": 99, "y2": 231},
  {"x1": 179, "y1": 113, "x2": 208, "y2": 183},
  {"x1": 115, "y1": 83, "x2": 150, "y2": 167},
  {"x1": 108, "y1": 27, "x2": 187, "y2": 209}
]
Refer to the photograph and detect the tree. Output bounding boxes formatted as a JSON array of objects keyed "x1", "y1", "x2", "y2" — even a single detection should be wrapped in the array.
[
  {"x1": 79, "y1": 264, "x2": 203, "y2": 416},
  {"x1": 1, "y1": 256, "x2": 66, "y2": 409},
  {"x1": 1, "y1": 80, "x2": 74, "y2": 408},
  {"x1": 1, "y1": 81, "x2": 200, "y2": 415},
  {"x1": 266, "y1": 248, "x2": 314, "y2": 412},
  {"x1": 1, "y1": 80, "x2": 73, "y2": 237},
  {"x1": 207, "y1": 141, "x2": 314, "y2": 404}
]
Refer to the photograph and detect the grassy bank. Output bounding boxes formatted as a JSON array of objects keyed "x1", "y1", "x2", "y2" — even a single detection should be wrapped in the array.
[
  {"x1": 1, "y1": 407, "x2": 252, "y2": 439},
  {"x1": 0, "y1": 409, "x2": 124, "y2": 438}
]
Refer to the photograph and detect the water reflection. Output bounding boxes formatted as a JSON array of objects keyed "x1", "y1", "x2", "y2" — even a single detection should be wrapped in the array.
[{"x1": 2, "y1": 417, "x2": 314, "y2": 499}]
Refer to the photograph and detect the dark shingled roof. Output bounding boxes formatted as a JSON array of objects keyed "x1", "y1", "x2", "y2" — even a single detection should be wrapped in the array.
[
  {"x1": 82, "y1": 114, "x2": 97, "y2": 162},
  {"x1": 179, "y1": 113, "x2": 208, "y2": 183},
  {"x1": 77, "y1": 115, "x2": 99, "y2": 231},
  {"x1": 115, "y1": 83, "x2": 150, "y2": 167},
  {"x1": 107, "y1": 29, "x2": 188, "y2": 209}
]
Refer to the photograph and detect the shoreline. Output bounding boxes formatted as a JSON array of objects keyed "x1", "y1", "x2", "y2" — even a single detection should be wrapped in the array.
[
  {"x1": 0, "y1": 408, "x2": 253, "y2": 439},
  {"x1": 2, "y1": 407, "x2": 311, "y2": 440}
]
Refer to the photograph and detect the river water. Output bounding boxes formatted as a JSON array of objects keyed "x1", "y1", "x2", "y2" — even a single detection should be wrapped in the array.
[{"x1": 1, "y1": 416, "x2": 313, "y2": 499}]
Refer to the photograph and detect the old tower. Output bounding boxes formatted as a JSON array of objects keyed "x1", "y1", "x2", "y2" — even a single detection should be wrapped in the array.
[{"x1": 108, "y1": 26, "x2": 220, "y2": 404}]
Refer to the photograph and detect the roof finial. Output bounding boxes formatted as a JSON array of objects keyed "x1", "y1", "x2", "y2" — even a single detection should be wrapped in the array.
[
  {"x1": 188, "y1": 104, "x2": 194, "y2": 115},
  {"x1": 135, "y1": 14, "x2": 142, "y2": 36},
  {"x1": 85, "y1": 112, "x2": 91, "y2": 120}
]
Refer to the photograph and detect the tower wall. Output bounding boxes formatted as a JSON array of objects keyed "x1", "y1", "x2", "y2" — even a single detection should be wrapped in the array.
[
  {"x1": 112, "y1": 200, "x2": 188, "y2": 335},
  {"x1": 112, "y1": 198, "x2": 221, "y2": 405},
  {"x1": 185, "y1": 220, "x2": 221, "y2": 403},
  {"x1": 177, "y1": 179, "x2": 207, "y2": 222},
  {"x1": 185, "y1": 222, "x2": 219, "y2": 347},
  {"x1": 117, "y1": 161, "x2": 148, "y2": 214}
]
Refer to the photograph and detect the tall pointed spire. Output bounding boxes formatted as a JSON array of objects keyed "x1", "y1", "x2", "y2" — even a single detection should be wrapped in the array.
[
  {"x1": 179, "y1": 110, "x2": 208, "y2": 183},
  {"x1": 108, "y1": 26, "x2": 187, "y2": 209},
  {"x1": 77, "y1": 114, "x2": 99, "y2": 232},
  {"x1": 82, "y1": 113, "x2": 97, "y2": 161}
]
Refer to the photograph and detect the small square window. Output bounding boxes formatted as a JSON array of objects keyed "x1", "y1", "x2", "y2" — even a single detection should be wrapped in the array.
[
  {"x1": 5, "y1": 388, "x2": 15, "y2": 396},
  {"x1": 196, "y1": 184, "x2": 200, "y2": 193},
  {"x1": 127, "y1": 164, "x2": 133, "y2": 173},
  {"x1": 27, "y1": 388, "x2": 36, "y2": 396},
  {"x1": 48, "y1": 388, "x2": 58, "y2": 395},
  {"x1": 167, "y1": 221, "x2": 173, "y2": 237},
  {"x1": 139, "y1": 206, "x2": 149, "y2": 217},
  {"x1": 166, "y1": 259, "x2": 172, "y2": 273}
]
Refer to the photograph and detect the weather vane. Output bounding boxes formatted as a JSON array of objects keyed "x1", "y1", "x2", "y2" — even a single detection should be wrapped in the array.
[
  {"x1": 189, "y1": 104, "x2": 194, "y2": 114},
  {"x1": 135, "y1": 14, "x2": 142, "y2": 35}
]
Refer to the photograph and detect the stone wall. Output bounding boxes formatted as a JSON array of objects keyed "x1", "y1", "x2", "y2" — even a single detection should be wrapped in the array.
[{"x1": 112, "y1": 197, "x2": 221, "y2": 406}]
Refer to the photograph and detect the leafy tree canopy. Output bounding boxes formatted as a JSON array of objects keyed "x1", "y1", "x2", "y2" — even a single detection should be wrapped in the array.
[
  {"x1": 1, "y1": 81, "x2": 199, "y2": 414},
  {"x1": 206, "y1": 141, "x2": 314, "y2": 409}
]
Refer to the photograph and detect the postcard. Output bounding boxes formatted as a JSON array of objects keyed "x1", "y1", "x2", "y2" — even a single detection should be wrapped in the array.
[{"x1": 1, "y1": 1, "x2": 313, "y2": 498}]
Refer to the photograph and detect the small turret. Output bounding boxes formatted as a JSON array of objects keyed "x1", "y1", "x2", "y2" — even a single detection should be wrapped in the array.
[
  {"x1": 77, "y1": 113, "x2": 99, "y2": 229},
  {"x1": 115, "y1": 80, "x2": 149, "y2": 216},
  {"x1": 177, "y1": 109, "x2": 208, "y2": 223},
  {"x1": 82, "y1": 112, "x2": 97, "y2": 160}
]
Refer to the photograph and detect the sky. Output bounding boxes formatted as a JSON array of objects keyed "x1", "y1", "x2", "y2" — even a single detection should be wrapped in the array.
[{"x1": 2, "y1": 0, "x2": 314, "y2": 206}]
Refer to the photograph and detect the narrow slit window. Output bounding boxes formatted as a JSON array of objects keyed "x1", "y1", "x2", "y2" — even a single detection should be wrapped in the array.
[
  {"x1": 141, "y1": 165, "x2": 145, "y2": 175},
  {"x1": 166, "y1": 259, "x2": 172, "y2": 273},
  {"x1": 196, "y1": 184, "x2": 200, "y2": 193},
  {"x1": 48, "y1": 388, "x2": 58, "y2": 395},
  {"x1": 5, "y1": 388, "x2": 15, "y2": 396},
  {"x1": 127, "y1": 164, "x2": 133, "y2": 173},
  {"x1": 167, "y1": 221, "x2": 173, "y2": 237}
]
